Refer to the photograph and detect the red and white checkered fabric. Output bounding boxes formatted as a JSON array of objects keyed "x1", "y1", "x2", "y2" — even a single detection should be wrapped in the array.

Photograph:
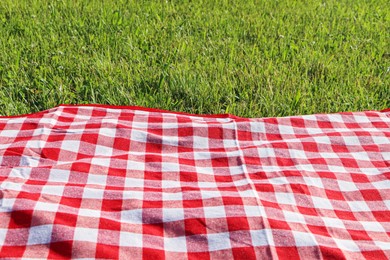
[{"x1": 0, "y1": 105, "x2": 389, "y2": 259}]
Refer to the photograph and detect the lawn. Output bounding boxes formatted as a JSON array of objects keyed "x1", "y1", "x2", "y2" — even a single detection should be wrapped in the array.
[{"x1": 0, "y1": 0, "x2": 389, "y2": 117}]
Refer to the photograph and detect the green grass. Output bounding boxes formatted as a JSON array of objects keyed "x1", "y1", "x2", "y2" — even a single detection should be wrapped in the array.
[{"x1": 0, "y1": 0, "x2": 389, "y2": 117}]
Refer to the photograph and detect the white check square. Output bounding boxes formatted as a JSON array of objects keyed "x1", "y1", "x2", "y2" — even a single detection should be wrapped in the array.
[
  {"x1": 120, "y1": 232, "x2": 143, "y2": 247},
  {"x1": 283, "y1": 210, "x2": 305, "y2": 224},
  {"x1": 250, "y1": 229, "x2": 274, "y2": 246},
  {"x1": 48, "y1": 169, "x2": 70, "y2": 183},
  {"x1": 82, "y1": 187, "x2": 105, "y2": 199},
  {"x1": 163, "y1": 208, "x2": 184, "y2": 222},
  {"x1": 337, "y1": 180, "x2": 358, "y2": 192},
  {"x1": 0, "y1": 228, "x2": 7, "y2": 245},
  {"x1": 127, "y1": 160, "x2": 145, "y2": 171},
  {"x1": 207, "y1": 232, "x2": 231, "y2": 251},
  {"x1": 27, "y1": 225, "x2": 53, "y2": 245},
  {"x1": 61, "y1": 140, "x2": 80, "y2": 153},
  {"x1": 360, "y1": 221, "x2": 385, "y2": 232},
  {"x1": 347, "y1": 201, "x2": 371, "y2": 212},
  {"x1": 164, "y1": 236, "x2": 187, "y2": 252},
  {"x1": 87, "y1": 174, "x2": 107, "y2": 186},
  {"x1": 311, "y1": 196, "x2": 334, "y2": 210},
  {"x1": 41, "y1": 185, "x2": 64, "y2": 196},
  {"x1": 193, "y1": 137, "x2": 209, "y2": 149},
  {"x1": 94, "y1": 145, "x2": 113, "y2": 156},
  {"x1": 203, "y1": 206, "x2": 226, "y2": 219},
  {"x1": 293, "y1": 231, "x2": 317, "y2": 246},
  {"x1": 34, "y1": 201, "x2": 59, "y2": 212},
  {"x1": 275, "y1": 192, "x2": 297, "y2": 206},
  {"x1": 74, "y1": 228, "x2": 99, "y2": 243}
]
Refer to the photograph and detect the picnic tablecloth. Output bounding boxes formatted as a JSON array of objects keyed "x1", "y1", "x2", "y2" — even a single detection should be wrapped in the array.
[{"x1": 0, "y1": 105, "x2": 389, "y2": 259}]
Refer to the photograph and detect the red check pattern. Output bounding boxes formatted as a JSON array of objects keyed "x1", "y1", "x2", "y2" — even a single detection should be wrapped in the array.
[{"x1": 0, "y1": 105, "x2": 390, "y2": 259}]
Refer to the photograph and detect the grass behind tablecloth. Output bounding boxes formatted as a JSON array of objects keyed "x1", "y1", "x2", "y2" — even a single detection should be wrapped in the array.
[{"x1": 0, "y1": 0, "x2": 389, "y2": 117}]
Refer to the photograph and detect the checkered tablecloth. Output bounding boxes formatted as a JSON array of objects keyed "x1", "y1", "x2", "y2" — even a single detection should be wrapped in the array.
[{"x1": 0, "y1": 105, "x2": 389, "y2": 259}]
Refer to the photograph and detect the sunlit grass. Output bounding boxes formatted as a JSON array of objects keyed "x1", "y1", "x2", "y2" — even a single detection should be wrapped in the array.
[{"x1": 0, "y1": 0, "x2": 389, "y2": 117}]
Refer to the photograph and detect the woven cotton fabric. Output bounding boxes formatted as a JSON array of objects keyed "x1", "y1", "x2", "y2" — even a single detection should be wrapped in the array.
[{"x1": 0, "y1": 105, "x2": 389, "y2": 259}]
